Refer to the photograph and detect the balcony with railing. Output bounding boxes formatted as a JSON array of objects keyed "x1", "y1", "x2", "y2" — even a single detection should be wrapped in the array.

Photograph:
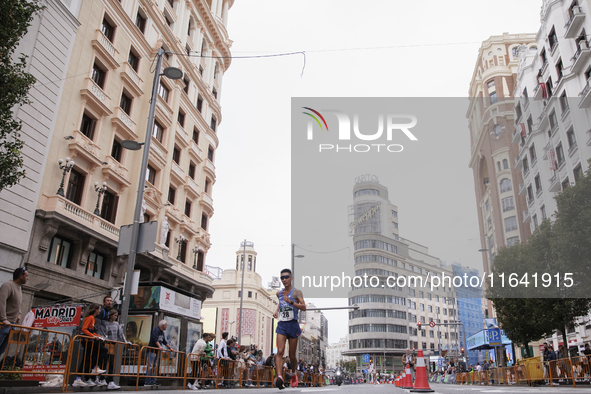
[
  {"x1": 568, "y1": 141, "x2": 578, "y2": 156},
  {"x1": 519, "y1": 182, "x2": 526, "y2": 195},
  {"x1": 533, "y1": 83, "x2": 543, "y2": 100},
  {"x1": 512, "y1": 129, "x2": 521, "y2": 144},
  {"x1": 571, "y1": 40, "x2": 591, "y2": 74},
  {"x1": 68, "y1": 129, "x2": 103, "y2": 168},
  {"x1": 39, "y1": 194, "x2": 120, "y2": 241},
  {"x1": 80, "y1": 78, "x2": 112, "y2": 116},
  {"x1": 515, "y1": 156, "x2": 523, "y2": 169},
  {"x1": 121, "y1": 62, "x2": 143, "y2": 96},
  {"x1": 565, "y1": 6, "x2": 585, "y2": 38},
  {"x1": 540, "y1": 59, "x2": 549, "y2": 76},
  {"x1": 523, "y1": 209, "x2": 532, "y2": 223},
  {"x1": 91, "y1": 30, "x2": 119, "y2": 69},
  {"x1": 102, "y1": 155, "x2": 131, "y2": 189},
  {"x1": 201, "y1": 192, "x2": 213, "y2": 211},
  {"x1": 185, "y1": 175, "x2": 200, "y2": 198},
  {"x1": 579, "y1": 78, "x2": 591, "y2": 108},
  {"x1": 111, "y1": 107, "x2": 137, "y2": 140},
  {"x1": 549, "y1": 172, "x2": 561, "y2": 192}
]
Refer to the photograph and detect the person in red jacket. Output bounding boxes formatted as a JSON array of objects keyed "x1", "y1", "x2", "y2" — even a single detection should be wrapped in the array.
[{"x1": 72, "y1": 304, "x2": 108, "y2": 387}]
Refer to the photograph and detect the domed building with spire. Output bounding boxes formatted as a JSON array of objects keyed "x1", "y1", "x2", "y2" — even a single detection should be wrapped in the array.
[{"x1": 202, "y1": 242, "x2": 278, "y2": 356}]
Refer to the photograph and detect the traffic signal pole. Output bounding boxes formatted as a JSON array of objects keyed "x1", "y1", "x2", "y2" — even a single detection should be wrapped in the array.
[{"x1": 431, "y1": 321, "x2": 467, "y2": 362}]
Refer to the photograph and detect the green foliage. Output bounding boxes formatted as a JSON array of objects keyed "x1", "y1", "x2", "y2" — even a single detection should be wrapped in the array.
[
  {"x1": 0, "y1": 0, "x2": 44, "y2": 191},
  {"x1": 488, "y1": 161, "x2": 591, "y2": 353}
]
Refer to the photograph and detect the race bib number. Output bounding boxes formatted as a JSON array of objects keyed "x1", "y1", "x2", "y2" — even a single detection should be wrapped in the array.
[{"x1": 279, "y1": 306, "x2": 294, "y2": 321}]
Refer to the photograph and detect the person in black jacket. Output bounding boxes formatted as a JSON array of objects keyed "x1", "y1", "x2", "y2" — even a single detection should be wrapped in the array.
[{"x1": 144, "y1": 320, "x2": 172, "y2": 386}]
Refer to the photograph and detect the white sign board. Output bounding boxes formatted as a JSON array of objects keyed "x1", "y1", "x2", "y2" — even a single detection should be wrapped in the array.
[{"x1": 159, "y1": 287, "x2": 202, "y2": 320}]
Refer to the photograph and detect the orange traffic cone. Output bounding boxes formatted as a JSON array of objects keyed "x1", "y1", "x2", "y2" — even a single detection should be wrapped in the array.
[
  {"x1": 395, "y1": 375, "x2": 399, "y2": 387},
  {"x1": 401, "y1": 363, "x2": 413, "y2": 389},
  {"x1": 410, "y1": 349, "x2": 434, "y2": 392}
]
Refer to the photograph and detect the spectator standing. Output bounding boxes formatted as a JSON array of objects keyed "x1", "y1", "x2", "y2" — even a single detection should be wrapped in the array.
[
  {"x1": 187, "y1": 332, "x2": 210, "y2": 390},
  {"x1": 99, "y1": 309, "x2": 127, "y2": 390},
  {"x1": 0, "y1": 267, "x2": 28, "y2": 357},
  {"x1": 72, "y1": 304, "x2": 107, "y2": 387},
  {"x1": 94, "y1": 296, "x2": 113, "y2": 338},
  {"x1": 144, "y1": 320, "x2": 172, "y2": 386}
]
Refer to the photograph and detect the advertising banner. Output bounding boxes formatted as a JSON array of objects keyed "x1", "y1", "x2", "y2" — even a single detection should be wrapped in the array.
[
  {"x1": 159, "y1": 287, "x2": 202, "y2": 320},
  {"x1": 22, "y1": 305, "x2": 83, "y2": 381}
]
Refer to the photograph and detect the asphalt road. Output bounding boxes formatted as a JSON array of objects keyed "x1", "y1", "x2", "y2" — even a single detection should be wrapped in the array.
[{"x1": 111, "y1": 382, "x2": 591, "y2": 393}]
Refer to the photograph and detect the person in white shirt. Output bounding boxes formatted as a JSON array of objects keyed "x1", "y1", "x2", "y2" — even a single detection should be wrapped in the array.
[
  {"x1": 217, "y1": 332, "x2": 228, "y2": 359},
  {"x1": 188, "y1": 333, "x2": 211, "y2": 390}
]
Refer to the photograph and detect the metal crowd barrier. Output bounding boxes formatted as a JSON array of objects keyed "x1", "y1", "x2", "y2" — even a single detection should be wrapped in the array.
[
  {"x1": 449, "y1": 357, "x2": 591, "y2": 388},
  {"x1": 185, "y1": 354, "x2": 216, "y2": 388},
  {"x1": 135, "y1": 345, "x2": 187, "y2": 389},
  {"x1": 255, "y1": 365, "x2": 274, "y2": 387},
  {"x1": 0, "y1": 333, "x2": 329, "y2": 392},
  {"x1": 64, "y1": 335, "x2": 141, "y2": 390},
  {"x1": 0, "y1": 324, "x2": 72, "y2": 387}
]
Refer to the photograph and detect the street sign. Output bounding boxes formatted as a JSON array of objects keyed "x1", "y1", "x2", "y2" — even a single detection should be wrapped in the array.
[
  {"x1": 117, "y1": 221, "x2": 158, "y2": 256},
  {"x1": 362, "y1": 354, "x2": 370, "y2": 364},
  {"x1": 437, "y1": 358, "x2": 444, "y2": 367},
  {"x1": 429, "y1": 321, "x2": 436, "y2": 328},
  {"x1": 363, "y1": 369, "x2": 368, "y2": 374},
  {"x1": 488, "y1": 328, "x2": 502, "y2": 346}
]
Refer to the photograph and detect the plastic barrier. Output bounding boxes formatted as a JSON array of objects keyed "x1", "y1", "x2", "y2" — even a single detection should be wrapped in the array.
[{"x1": 0, "y1": 324, "x2": 72, "y2": 389}]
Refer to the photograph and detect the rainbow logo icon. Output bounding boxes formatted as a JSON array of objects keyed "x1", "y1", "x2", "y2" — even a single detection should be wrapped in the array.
[{"x1": 302, "y1": 107, "x2": 329, "y2": 131}]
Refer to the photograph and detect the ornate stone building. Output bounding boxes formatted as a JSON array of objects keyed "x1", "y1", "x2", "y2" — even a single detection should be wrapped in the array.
[{"x1": 21, "y1": 0, "x2": 234, "y2": 314}]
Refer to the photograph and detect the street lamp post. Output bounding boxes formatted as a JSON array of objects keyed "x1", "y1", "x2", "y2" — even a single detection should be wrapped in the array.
[
  {"x1": 224, "y1": 320, "x2": 236, "y2": 338},
  {"x1": 93, "y1": 182, "x2": 107, "y2": 215},
  {"x1": 291, "y1": 243, "x2": 304, "y2": 284},
  {"x1": 56, "y1": 157, "x2": 74, "y2": 197},
  {"x1": 238, "y1": 240, "x2": 253, "y2": 345},
  {"x1": 118, "y1": 47, "x2": 182, "y2": 340}
]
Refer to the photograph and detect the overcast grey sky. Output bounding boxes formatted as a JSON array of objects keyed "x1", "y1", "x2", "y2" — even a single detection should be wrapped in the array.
[{"x1": 206, "y1": 0, "x2": 543, "y2": 344}]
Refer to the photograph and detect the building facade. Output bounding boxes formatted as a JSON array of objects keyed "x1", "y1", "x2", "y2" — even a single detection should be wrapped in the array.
[
  {"x1": 21, "y1": 0, "x2": 233, "y2": 316},
  {"x1": 326, "y1": 337, "x2": 355, "y2": 370},
  {"x1": 513, "y1": 0, "x2": 591, "y2": 233},
  {"x1": 344, "y1": 178, "x2": 457, "y2": 374},
  {"x1": 0, "y1": 0, "x2": 81, "y2": 284},
  {"x1": 202, "y1": 243, "x2": 277, "y2": 357},
  {"x1": 451, "y1": 263, "x2": 484, "y2": 366},
  {"x1": 299, "y1": 303, "x2": 328, "y2": 367},
  {"x1": 466, "y1": 33, "x2": 536, "y2": 319},
  {"x1": 513, "y1": 0, "x2": 591, "y2": 355}
]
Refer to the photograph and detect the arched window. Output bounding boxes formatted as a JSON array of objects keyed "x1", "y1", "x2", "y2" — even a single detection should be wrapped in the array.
[
  {"x1": 503, "y1": 159, "x2": 509, "y2": 170},
  {"x1": 500, "y1": 178, "x2": 512, "y2": 193},
  {"x1": 497, "y1": 161, "x2": 501, "y2": 172}
]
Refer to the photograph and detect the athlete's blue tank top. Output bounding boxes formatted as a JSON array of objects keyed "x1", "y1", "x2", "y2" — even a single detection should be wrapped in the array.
[{"x1": 278, "y1": 288, "x2": 298, "y2": 322}]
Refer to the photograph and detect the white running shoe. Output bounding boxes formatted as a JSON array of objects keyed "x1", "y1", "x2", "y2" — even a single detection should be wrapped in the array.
[
  {"x1": 72, "y1": 377, "x2": 88, "y2": 387},
  {"x1": 187, "y1": 383, "x2": 195, "y2": 390},
  {"x1": 107, "y1": 381, "x2": 121, "y2": 390},
  {"x1": 92, "y1": 366, "x2": 107, "y2": 374},
  {"x1": 97, "y1": 379, "x2": 107, "y2": 386},
  {"x1": 86, "y1": 379, "x2": 97, "y2": 386}
]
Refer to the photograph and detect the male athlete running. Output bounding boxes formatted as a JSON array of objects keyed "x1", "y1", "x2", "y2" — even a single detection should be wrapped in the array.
[{"x1": 273, "y1": 268, "x2": 306, "y2": 390}]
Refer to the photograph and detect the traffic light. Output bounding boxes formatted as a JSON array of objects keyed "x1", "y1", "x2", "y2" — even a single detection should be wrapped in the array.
[
  {"x1": 417, "y1": 321, "x2": 421, "y2": 330},
  {"x1": 460, "y1": 347, "x2": 465, "y2": 355}
]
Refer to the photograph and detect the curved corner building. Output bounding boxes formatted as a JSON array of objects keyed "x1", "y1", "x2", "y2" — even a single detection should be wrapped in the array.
[{"x1": 345, "y1": 177, "x2": 457, "y2": 374}]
